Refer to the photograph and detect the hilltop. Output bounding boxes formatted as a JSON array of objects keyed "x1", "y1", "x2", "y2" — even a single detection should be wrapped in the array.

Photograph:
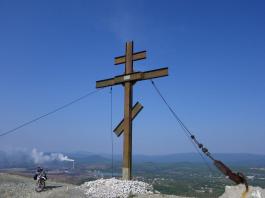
[
  {"x1": 1, "y1": 173, "x2": 265, "y2": 198},
  {"x1": 0, "y1": 173, "x2": 185, "y2": 198}
]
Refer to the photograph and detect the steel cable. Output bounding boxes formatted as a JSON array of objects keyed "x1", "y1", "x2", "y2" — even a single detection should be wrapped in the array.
[
  {"x1": 150, "y1": 80, "x2": 214, "y2": 172},
  {"x1": 0, "y1": 89, "x2": 102, "y2": 138}
]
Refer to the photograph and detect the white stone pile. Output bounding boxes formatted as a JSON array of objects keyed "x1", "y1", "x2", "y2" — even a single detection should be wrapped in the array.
[
  {"x1": 79, "y1": 178, "x2": 155, "y2": 198},
  {"x1": 79, "y1": 178, "x2": 265, "y2": 198},
  {"x1": 219, "y1": 184, "x2": 265, "y2": 198}
]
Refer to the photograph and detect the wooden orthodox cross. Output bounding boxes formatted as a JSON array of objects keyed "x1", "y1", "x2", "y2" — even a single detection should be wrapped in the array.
[{"x1": 96, "y1": 41, "x2": 168, "y2": 180}]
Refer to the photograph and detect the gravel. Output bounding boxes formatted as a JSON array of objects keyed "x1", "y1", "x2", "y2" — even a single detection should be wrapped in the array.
[{"x1": 79, "y1": 178, "x2": 155, "y2": 198}]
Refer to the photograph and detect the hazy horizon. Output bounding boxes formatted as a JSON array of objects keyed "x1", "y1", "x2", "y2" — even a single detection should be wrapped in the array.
[{"x1": 1, "y1": 147, "x2": 265, "y2": 156}]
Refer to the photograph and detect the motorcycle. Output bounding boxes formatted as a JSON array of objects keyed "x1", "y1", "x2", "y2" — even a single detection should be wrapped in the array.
[{"x1": 35, "y1": 173, "x2": 47, "y2": 192}]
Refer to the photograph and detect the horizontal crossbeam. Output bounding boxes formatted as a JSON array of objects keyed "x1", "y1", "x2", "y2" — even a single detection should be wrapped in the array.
[
  {"x1": 96, "y1": 77, "x2": 115, "y2": 88},
  {"x1": 114, "y1": 102, "x2": 143, "y2": 137},
  {"x1": 115, "y1": 72, "x2": 143, "y2": 84},
  {"x1": 114, "y1": 51, "x2": 146, "y2": 65},
  {"x1": 96, "y1": 67, "x2": 168, "y2": 88},
  {"x1": 142, "y1": 67, "x2": 168, "y2": 80}
]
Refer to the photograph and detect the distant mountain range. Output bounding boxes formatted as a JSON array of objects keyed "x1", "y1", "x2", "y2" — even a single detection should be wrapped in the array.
[
  {"x1": 84, "y1": 152, "x2": 265, "y2": 167},
  {"x1": 0, "y1": 150, "x2": 265, "y2": 168},
  {"x1": 131, "y1": 153, "x2": 265, "y2": 166}
]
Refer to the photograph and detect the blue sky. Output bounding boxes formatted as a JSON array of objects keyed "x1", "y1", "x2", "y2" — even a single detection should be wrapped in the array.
[{"x1": 0, "y1": 0, "x2": 264, "y2": 155}]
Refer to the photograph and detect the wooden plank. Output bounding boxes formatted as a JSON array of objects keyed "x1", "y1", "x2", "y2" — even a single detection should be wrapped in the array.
[
  {"x1": 133, "y1": 51, "x2": 146, "y2": 62},
  {"x1": 125, "y1": 41, "x2": 133, "y2": 73},
  {"x1": 114, "y1": 51, "x2": 146, "y2": 65},
  {"x1": 114, "y1": 102, "x2": 143, "y2": 137},
  {"x1": 96, "y1": 78, "x2": 115, "y2": 88},
  {"x1": 114, "y1": 72, "x2": 143, "y2": 84},
  {"x1": 123, "y1": 41, "x2": 134, "y2": 180},
  {"x1": 114, "y1": 56, "x2": 125, "y2": 65},
  {"x1": 97, "y1": 72, "x2": 143, "y2": 88},
  {"x1": 96, "y1": 68, "x2": 168, "y2": 88},
  {"x1": 142, "y1": 67, "x2": 168, "y2": 80}
]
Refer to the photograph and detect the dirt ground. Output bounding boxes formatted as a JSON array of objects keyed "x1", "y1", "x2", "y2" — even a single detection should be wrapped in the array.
[
  {"x1": 0, "y1": 173, "x2": 187, "y2": 198},
  {"x1": 0, "y1": 173, "x2": 86, "y2": 198}
]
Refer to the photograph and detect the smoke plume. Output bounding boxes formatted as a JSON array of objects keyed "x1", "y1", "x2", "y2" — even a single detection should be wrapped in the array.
[{"x1": 31, "y1": 148, "x2": 74, "y2": 164}]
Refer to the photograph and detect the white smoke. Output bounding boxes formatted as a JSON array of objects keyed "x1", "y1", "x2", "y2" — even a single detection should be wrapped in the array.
[{"x1": 31, "y1": 148, "x2": 74, "y2": 164}]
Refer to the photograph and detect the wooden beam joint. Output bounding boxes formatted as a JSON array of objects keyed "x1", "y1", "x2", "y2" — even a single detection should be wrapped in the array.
[{"x1": 115, "y1": 51, "x2": 146, "y2": 65}]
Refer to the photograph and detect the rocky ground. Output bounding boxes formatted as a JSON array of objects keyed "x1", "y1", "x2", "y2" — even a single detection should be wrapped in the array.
[
  {"x1": 0, "y1": 173, "x2": 86, "y2": 198},
  {"x1": 0, "y1": 173, "x2": 264, "y2": 198},
  {"x1": 0, "y1": 173, "x2": 184, "y2": 198}
]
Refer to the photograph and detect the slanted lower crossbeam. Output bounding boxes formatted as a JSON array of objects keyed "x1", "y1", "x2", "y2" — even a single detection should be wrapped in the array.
[{"x1": 114, "y1": 102, "x2": 143, "y2": 137}]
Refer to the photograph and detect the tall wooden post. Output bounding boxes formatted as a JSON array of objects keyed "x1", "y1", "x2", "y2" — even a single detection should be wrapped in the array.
[
  {"x1": 96, "y1": 41, "x2": 168, "y2": 180},
  {"x1": 123, "y1": 42, "x2": 133, "y2": 179}
]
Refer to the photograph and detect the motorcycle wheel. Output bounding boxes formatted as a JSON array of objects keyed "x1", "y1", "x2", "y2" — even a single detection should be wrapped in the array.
[{"x1": 35, "y1": 179, "x2": 45, "y2": 192}]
